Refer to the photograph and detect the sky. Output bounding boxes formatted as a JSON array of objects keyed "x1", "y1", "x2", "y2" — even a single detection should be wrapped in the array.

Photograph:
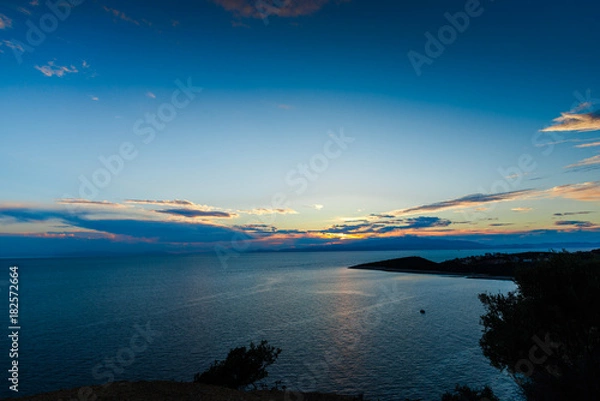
[{"x1": 1, "y1": 0, "x2": 599, "y2": 257}]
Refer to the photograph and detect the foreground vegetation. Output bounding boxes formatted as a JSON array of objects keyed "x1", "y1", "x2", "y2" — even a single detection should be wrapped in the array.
[{"x1": 479, "y1": 251, "x2": 600, "y2": 400}]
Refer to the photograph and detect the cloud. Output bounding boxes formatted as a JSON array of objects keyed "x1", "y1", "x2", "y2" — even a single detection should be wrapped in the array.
[
  {"x1": 388, "y1": 182, "x2": 599, "y2": 218},
  {"x1": 555, "y1": 220, "x2": 595, "y2": 228},
  {"x1": 323, "y1": 216, "x2": 452, "y2": 235},
  {"x1": 575, "y1": 141, "x2": 600, "y2": 148},
  {"x1": 2, "y1": 40, "x2": 24, "y2": 53},
  {"x1": 235, "y1": 224, "x2": 278, "y2": 234},
  {"x1": 0, "y1": 206, "x2": 242, "y2": 243},
  {"x1": 210, "y1": 0, "x2": 349, "y2": 19},
  {"x1": 306, "y1": 204, "x2": 324, "y2": 210},
  {"x1": 369, "y1": 213, "x2": 395, "y2": 218},
  {"x1": 57, "y1": 199, "x2": 122, "y2": 207},
  {"x1": 534, "y1": 137, "x2": 600, "y2": 148},
  {"x1": 391, "y1": 190, "x2": 533, "y2": 216},
  {"x1": 554, "y1": 211, "x2": 593, "y2": 217},
  {"x1": 155, "y1": 208, "x2": 234, "y2": 218},
  {"x1": 565, "y1": 154, "x2": 600, "y2": 169},
  {"x1": 549, "y1": 181, "x2": 600, "y2": 201},
  {"x1": 242, "y1": 208, "x2": 298, "y2": 215},
  {"x1": 35, "y1": 61, "x2": 78, "y2": 77},
  {"x1": 146, "y1": 91, "x2": 156, "y2": 99},
  {"x1": 511, "y1": 207, "x2": 533, "y2": 212},
  {"x1": 0, "y1": 13, "x2": 12, "y2": 29},
  {"x1": 403, "y1": 216, "x2": 451, "y2": 229},
  {"x1": 103, "y1": 6, "x2": 141, "y2": 25},
  {"x1": 90, "y1": 95, "x2": 99, "y2": 101},
  {"x1": 541, "y1": 111, "x2": 600, "y2": 133},
  {"x1": 125, "y1": 199, "x2": 195, "y2": 206},
  {"x1": 278, "y1": 104, "x2": 293, "y2": 110},
  {"x1": 231, "y1": 20, "x2": 250, "y2": 28},
  {"x1": 123, "y1": 199, "x2": 237, "y2": 218},
  {"x1": 0, "y1": 208, "x2": 68, "y2": 223}
]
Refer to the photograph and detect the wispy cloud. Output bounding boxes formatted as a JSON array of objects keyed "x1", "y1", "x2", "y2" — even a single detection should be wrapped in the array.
[
  {"x1": 565, "y1": 155, "x2": 600, "y2": 169},
  {"x1": 511, "y1": 207, "x2": 533, "y2": 212},
  {"x1": 306, "y1": 204, "x2": 324, "y2": 210},
  {"x1": 124, "y1": 199, "x2": 237, "y2": 218},
  {"x1": 0, "y1": 206, "x2": 242, "y2": 243},
  {"x1": 155, "y1": 208, "x2": 235, "y2": 218},
  {"x1": 103, "y1": 6, "x2": 142, "y2": 26},
  {"x1": 388, "y1": 182, "x2": 600, "y2": 218},
  {"x1": 555, "y1": 220, "x2": 595, "y2": 228},
  {"x1": 125, "y1": 199, "x2": 195, "y2": 206},
  {"x1": 322, "y1": 216, "x2": 452, "y2": 235},
  {"x1": 57, "y1": 199, "x2": 122, "y2": 207},
  {"x1": 146, "y1": 91, "x2": 156, "y2": 99},
  {"x1": 554, "y1": 211, "x2": 593, "y2": 217},
  {"x1": 548, "y1": 181, "x2": 600, "y2": 202},
  {"x1": 211, "y1": 0, "x2": 349, "y2": 19},
  {"x1": 541, "y1": 111, "x2": 600, "y2": 133},
  {"x1": 391, "y1": 190, "x2": 533, "y2": 216},
  {"x1": 575, "y1": 141, "x2": 600, "y2": 148},
  {"x1": 2, "y1": 40, "x2": 24, "y2": 53},
  {"x1": 231, "y1": 20, "x2": 250, "y2": 28},
  {"x1": 241, "y1": 208, "x2": 298, "y2": 215},
  {"x1": 535, "y1": 137, "x2": 600, "y2": 147},
  {"x1": 0, "y1": 13, "x2": 13, "y2": 29},
  {"x1": 35, "y1": 61, "x2": 78, "y2": 77}
]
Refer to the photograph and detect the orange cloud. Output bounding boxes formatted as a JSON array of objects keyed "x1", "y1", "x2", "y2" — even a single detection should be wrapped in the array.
[
  {"x1": 541, "y1": 111, "x2": 600, "y2": 132},
  {"x1": 0, "y1": 13, "x2": 12, "y2": 29},
  {"x1": 565, "y1": 155, "x2": 600, "y2": 169},
  {"x1": 35, "y1": 61, "x2": 78, "y2": 77},
  {"x1": 549, "y1": 181, "x2": 600, "y2": 202},
  {"x1": 575, "y1": 141, "x2": 600, "y2": 148}
]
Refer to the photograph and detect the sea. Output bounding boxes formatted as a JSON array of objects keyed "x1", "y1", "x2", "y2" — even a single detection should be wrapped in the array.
[{"x1": 2, "y1": 248, "x2": 576, "y2": 400}]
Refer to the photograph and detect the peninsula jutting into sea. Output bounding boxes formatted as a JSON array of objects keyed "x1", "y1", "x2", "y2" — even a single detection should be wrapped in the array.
[{"x1": 350, "y1": 249, "x2": 600, "y2": 279}]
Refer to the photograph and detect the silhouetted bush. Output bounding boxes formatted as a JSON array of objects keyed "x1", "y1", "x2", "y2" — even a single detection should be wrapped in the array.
[
  {"x1": 194, "y1": 339, "x2": 282, "y2": 390},
  {"x1": 479, "y1": 251, "x2": 600, "y2": 401}
]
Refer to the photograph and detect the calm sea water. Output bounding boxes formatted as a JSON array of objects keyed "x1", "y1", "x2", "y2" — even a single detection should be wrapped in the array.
[{"x1": 0, "y1": 250, "x2": 533, "y2": 400}]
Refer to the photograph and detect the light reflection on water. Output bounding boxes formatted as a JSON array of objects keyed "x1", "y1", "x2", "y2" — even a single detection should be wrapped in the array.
[{"x1": 3, "y1": 250, "x2": 528, "y2": 400}]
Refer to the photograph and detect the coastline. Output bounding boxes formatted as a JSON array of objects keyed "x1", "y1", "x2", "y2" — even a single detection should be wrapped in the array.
[
  {"x1": 348, "y1": 249, "x2": 600, "y2": 280},
  {"x1": 5, "y1": 381, "x2": 361, "y2": 401},
  {"x1": 349, "y1": 265, "x2": 514, "y2": 281}
]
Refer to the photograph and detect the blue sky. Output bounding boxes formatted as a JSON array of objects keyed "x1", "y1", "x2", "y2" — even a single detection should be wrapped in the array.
[{"x1": 1, "y1": 0, "x2": 599, "y2": 257}]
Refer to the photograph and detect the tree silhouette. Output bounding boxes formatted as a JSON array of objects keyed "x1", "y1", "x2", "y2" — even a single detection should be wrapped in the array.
[
  {"x1": 194, "y1": 340, "x2": 282, "y2": 390},
  {"x1": 479, "y1": 251, "x2": 600, "y2": 401}
]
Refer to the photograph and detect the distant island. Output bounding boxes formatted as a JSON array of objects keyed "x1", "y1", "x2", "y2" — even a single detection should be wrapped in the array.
[{"x1": 349, "y1": 249, "x2": 600, "y2": 279}]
